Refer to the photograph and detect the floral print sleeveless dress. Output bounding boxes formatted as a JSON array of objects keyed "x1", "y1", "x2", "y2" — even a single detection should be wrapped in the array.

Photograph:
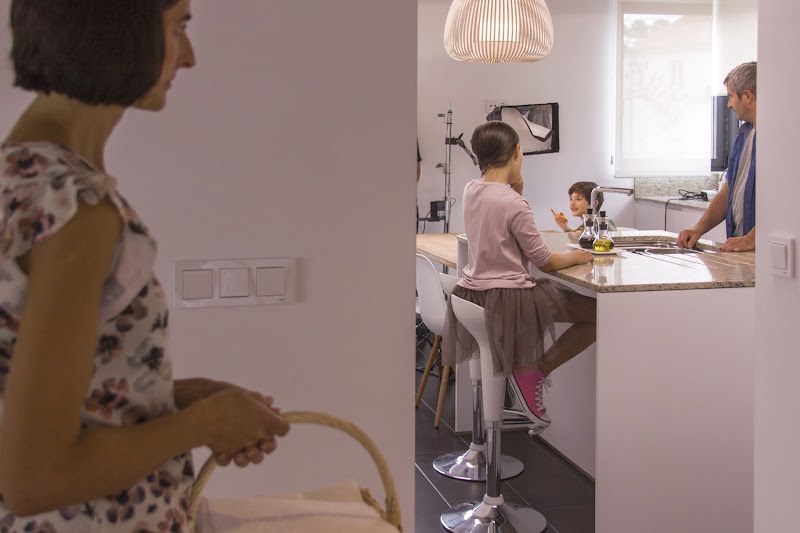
[{"x1": 0, "y1": 142, "x2": 194, "y2": 532}]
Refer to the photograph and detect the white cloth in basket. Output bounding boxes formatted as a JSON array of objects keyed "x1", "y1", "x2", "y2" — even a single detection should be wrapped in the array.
[{"x1": 196, "y1": 480, "x2": 400, "y2": 533}]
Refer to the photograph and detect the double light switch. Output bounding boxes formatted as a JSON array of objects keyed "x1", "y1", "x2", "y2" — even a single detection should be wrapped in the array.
[{"x1": 175, "y1": 258, "x2": 294, "y2": 308}]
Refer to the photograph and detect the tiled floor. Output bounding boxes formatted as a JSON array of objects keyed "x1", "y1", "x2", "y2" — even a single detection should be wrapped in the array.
[{"x1": 414, "y1": 342, "x2": 595, "y2": 533}]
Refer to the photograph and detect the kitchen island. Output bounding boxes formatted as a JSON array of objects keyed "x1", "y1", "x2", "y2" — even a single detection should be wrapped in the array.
[{"x1": 455, "y1": 230, "x2": 755, "y2": 533}]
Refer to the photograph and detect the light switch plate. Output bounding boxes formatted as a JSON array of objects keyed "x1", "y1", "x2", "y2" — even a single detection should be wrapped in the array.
[
  {"x1": 769, "y1": 235, "x2": 795, "y2": 278},
  {"x1": 174, "y1": 258, "x2": 295, "y2": 308}
]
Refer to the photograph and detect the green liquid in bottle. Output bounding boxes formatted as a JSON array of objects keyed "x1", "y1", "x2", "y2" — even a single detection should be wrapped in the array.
[{"x1": 593, "y1": 239, "x2": 614, "y2": 253}]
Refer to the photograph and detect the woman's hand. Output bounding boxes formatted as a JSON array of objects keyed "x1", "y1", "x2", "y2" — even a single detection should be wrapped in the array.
[
  {"x1": 199, "y1": 387, "x2": 290, "y2": 467},
  {"x1": 550, "y1": 208, "x2": 571, "y2": 231}
]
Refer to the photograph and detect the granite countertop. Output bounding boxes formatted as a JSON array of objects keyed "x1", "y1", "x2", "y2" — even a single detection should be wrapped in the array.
[
  {"x1": 635, "y1": 195, "x2": 712, "y2": 210},
  {"x1": 456, "y1": 230, "x2": 755, "y2": 293}
]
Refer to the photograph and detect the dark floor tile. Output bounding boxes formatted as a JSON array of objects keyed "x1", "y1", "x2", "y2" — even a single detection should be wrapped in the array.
[
  {"x1": 415, "y1": 409, "x2": 468, "y2": 454},
  {"x1": 529, "y1": 437, "x2": 596, "y2": 490},
  {"x1": 504, "y1": 447, "x2": 595, "y2": 509},
  {"x1": 415, "y1": 467, "x2": 450, "y2": 533},
  {"x1": 539, "y1": 505, "x2": 595, "y2": 533}
]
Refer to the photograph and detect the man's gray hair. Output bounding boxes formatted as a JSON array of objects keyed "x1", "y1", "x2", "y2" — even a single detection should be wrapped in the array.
[{"x1": 724, "y1": 61, "x2": 757, "y2": 97}]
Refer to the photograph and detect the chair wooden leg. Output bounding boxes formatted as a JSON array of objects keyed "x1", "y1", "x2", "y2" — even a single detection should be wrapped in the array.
[
  {"x1": 415, "y1": 334, "x2": 440, "y2": 407},
  {"x1": 434, "y1": 365, "x2": 451, "y2": 428}
]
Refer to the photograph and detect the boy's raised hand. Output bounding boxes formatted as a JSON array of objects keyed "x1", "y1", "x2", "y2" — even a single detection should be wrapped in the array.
[{"x1": 550, "y1": 208, "x2": 569, "y2": 229}]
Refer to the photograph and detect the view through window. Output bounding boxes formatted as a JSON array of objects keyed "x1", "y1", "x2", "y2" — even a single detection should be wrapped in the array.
[{"x1": 615, "y1": 1, "x2": 713, "y2": 177}]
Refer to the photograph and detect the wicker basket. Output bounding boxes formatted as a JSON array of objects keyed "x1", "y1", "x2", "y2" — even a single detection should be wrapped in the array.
[{"x1": 189, "y1": 411, "x2": 402, "y2": 531}]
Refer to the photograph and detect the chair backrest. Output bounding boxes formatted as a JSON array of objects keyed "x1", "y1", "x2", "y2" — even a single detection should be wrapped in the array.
[
  {"x1": 449, "y1": 294, "x2": 490, "y2": 351},
  {"x1": 415, "y1": 254, "x2": 448, "y2": 336},
  {"x1": 438, "y1": 273, "x2": 459, "y2": 296}
]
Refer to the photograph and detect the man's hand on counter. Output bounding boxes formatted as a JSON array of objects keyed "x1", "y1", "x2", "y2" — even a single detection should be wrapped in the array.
[
  {"x1": 720, "y1": 230, "x2": 756, "y2": 252},
  {"x1": 676, "y1": 227, "x2": 703, "y2": 249}
]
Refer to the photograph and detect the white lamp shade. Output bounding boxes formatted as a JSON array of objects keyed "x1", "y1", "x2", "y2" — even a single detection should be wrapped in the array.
[{"x1": 444, "y1": 0, "x2": 554, "y2": 63}]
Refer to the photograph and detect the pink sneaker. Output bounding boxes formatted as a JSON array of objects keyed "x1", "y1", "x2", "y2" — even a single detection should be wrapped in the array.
[{"x1": 511, "y1": 367, "x2": 552, "y2": 427}]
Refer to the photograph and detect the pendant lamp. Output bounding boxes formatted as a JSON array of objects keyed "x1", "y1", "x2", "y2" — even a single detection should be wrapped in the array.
[{"x1": 444, "y1": 0, "x2": 554, "y2": 63}]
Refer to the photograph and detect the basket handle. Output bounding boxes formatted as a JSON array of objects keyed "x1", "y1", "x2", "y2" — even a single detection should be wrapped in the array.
[{"x1": 189, "y1": 410, "x2": 402, "y2": 530}]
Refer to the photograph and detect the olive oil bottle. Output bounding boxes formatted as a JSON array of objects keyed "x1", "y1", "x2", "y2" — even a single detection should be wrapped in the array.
[{"x1": 593, "y1": 214, "x2": 614, "y2": 252}]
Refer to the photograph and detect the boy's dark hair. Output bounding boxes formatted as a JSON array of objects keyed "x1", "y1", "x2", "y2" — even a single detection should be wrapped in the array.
[
  {"x1": 569, "y1": 181, "x2": 602, "y2": 209},
  {"x1": 10, "y1": 0, "x2": 179, "y2": 106},
  {"x1": 470, "y1": 121, "x2": 519, "y2": 174}
]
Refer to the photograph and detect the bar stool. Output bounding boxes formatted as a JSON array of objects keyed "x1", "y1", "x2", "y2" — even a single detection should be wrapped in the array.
[
  {"x1": 416, "y1": 254, "x2": 523, "y2": 481},
  {"x1": 441, "y1": 295, "x2": 547, "y2": 533},
  {"x1": 432, "y1": 349, "x2": 524, "y2": 481}
]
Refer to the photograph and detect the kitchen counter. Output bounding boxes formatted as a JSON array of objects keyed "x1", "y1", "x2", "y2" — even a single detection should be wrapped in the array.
[
  {"x1": 453, "y1": 230, "x2": 755, "y2": 533},
  {"x1": 457, "y1": 230, "x2": 754, "y2": 293}
]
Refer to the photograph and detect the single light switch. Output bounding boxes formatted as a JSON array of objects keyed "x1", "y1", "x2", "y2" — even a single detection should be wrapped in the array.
[
  {"x1": 220, "y1": 268, "x2": 250, "y2": 298},
  {"x1": 256, "y1": 267, "x2": 287, "y2": 297},
  {"x1": 769, "y1": 235, "x2": 795, "y2": 278},
  {"x1": 182, "y1": 269, "x2": 213, "y2": 299}
]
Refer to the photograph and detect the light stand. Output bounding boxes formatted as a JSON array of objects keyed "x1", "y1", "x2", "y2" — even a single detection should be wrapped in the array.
[{"x1": 429, "y1": 103, "x2": 477, "y2": 232}]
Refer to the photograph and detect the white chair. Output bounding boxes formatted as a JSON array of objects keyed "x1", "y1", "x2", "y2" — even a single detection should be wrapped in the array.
[
  {"x1": 415, "y1": 254, "x2": 454, "y2": 428},
  {"x1": 441, "y1": 295, "x2": 547, "y2": 533}
]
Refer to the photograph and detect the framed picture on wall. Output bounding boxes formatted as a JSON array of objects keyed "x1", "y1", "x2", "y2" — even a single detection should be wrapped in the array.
[{"x1": 486, "y1": 103, "x2": 560, "y2": 155}]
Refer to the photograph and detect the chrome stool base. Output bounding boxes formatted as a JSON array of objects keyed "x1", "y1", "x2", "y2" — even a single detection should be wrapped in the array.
[
  {"x1": 433, "y1": 448, "x2": 524, "y2": 481},
  {"x1": 441, "y1": 499, "x2": 547, "y2": 533}
]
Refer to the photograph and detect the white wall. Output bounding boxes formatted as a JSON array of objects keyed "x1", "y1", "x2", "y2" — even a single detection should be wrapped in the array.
[
  {"x1": 418, "y1": 0, "x2": 635, "y2": 235},
  {"x1": 754, "y1": 1, "x2": 800, "y2": 531},
  {"x1": 0, "y1": 1, "x2": 416, "y2": 526}
]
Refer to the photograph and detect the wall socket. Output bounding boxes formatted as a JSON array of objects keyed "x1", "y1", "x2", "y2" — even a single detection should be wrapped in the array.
[{"x1": 486, "y1": 98, "x2": 508, "y2": 113}]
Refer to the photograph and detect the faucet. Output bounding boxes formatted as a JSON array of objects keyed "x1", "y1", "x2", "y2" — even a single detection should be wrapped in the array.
[{"x1": 591, "y1": 186, "x2": 634, "y2": 213}]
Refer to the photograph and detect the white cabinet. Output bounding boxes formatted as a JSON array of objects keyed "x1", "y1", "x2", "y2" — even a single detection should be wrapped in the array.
[{"x1": 635, "y1": 199, "x2": 727, "y2": 243}]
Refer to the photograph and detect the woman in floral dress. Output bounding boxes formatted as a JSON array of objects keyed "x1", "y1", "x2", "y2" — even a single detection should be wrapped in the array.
[{"x1": 0, "y1": 1, "x2": 290, "y2": 531}]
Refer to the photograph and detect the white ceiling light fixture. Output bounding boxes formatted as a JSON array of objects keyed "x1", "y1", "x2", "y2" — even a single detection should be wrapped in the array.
[{"x1": 444, "y1": 0, "x2": 554, "y2": 63}]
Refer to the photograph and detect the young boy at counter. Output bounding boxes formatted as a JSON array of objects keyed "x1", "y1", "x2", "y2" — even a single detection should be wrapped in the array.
[{"x1": 550, "y1": 181, "x2": 617, "y2": 233}]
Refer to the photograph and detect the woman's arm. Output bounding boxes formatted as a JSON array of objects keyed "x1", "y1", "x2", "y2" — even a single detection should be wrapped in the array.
[{"x1": 0, "y1": 200, "x2": 288, "y2": 516}]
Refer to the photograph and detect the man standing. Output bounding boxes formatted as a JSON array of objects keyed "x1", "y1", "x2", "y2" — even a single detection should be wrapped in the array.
[{"x1": 678, "y1": 61, "x2": 757, "y2": 252}]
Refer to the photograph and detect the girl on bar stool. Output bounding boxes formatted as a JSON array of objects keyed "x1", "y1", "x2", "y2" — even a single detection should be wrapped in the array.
[{"x1": 442, "y1": 121, "x2": 597, "y2": 429}]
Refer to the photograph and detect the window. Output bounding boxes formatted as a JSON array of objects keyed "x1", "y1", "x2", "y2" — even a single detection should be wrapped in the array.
[{"x1": 615, "y1": 1, "x2": 713, "y2": 177}]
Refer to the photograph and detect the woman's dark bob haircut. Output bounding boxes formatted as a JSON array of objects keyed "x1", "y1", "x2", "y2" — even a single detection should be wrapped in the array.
[{"x1": 10, "y1": 0, "x2": 179, "y2": 107}]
